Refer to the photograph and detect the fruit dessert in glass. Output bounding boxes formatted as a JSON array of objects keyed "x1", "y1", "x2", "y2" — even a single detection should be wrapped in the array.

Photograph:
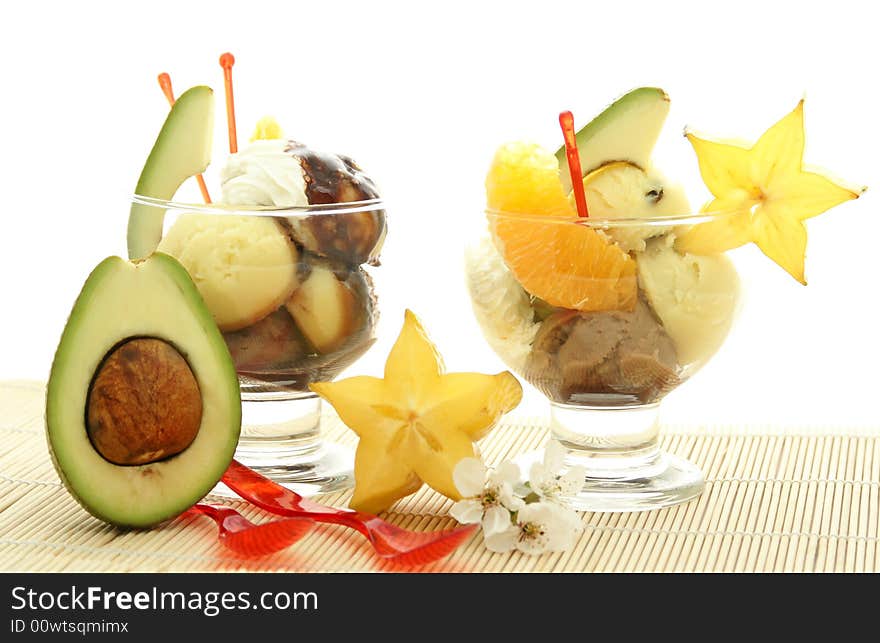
[
  {"x1": 127, "y1": 65, "x2": 385, "y2": 493},
  {"x1": 466, "y1": 88, "x2": 862, "y2": 511}
]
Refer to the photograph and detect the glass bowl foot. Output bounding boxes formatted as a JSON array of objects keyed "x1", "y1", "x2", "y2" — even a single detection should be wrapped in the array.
[
  {"x1": 212, "y1": 394, "x2": 354, "y2": 497},
  {"x1": 518, "y1": 448, "x2": 703, "y2": 512},
  {"x1": 516, "y1": 401, "x2": 704, "y2": 512}
]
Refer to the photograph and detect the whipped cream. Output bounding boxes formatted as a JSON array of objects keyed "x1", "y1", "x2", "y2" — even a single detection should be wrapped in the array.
[{"x1": 220, "y1": 139, "x2": 309, "y2": 207}]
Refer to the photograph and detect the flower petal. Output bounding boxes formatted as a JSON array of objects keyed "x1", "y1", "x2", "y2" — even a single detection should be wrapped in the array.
[
  {"x1": 516, "y1": 535, "x2": 548, "y2": 555},
  {"x1": 485, "y1": 527, "x2": 519, "y2": 553},
  {"x1": 482, "y1": 505, "x2": 512, "y2": 537},
  {"x1": 547, "y1": 506, "x2": 582, "y2": 551},
  {"x1": 450, "y1": 499, "x2": 484, "y2": 525},
  {"x1": 452, "y1": 457, "x2": 487, "y2": 497},
  {"x1": 516, "y1": 501, "x2": 543, "y2": 522},
  {"x1": 529, "y1": 462, "x2": 550, "y2": 491},
  {"x1": 543, "y1": 440, "x2": 566, "y2": 473},
  {"x1": 553, "y1": 503, "x2": 583, "y2": 530},
  {"x1": 492, "y1": 461, "x2": 521, "y2": 486},
  {"x1": 524, "y1": 503, "x2": 573, "y2": 552},
  {"x1": 545, "y1": 525, "x2": 576, "y2": 552},
  {"x1": 558, "y1": 466, "x2": 586, "y2": 495},
  {"x1": 499, "y1": 484, "x2": 526, "y2": 511},
  {"x1": 516, "y1": 502, "x2": 554, "y2": 555}
]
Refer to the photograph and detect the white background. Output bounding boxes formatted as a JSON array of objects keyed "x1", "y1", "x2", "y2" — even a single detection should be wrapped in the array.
[{"x1": 1, "y1": 0, "x2": 878, "y2": 428}]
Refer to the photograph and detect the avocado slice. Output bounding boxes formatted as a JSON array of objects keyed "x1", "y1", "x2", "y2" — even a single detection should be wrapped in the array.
[
  {"x1": 556, "y1": 87, "x2": 670, "y2": 192},
  {"x1": 46, "y1": 253, "x2": 241, "y2": 528},
  {"x1": 128, "y1": 86, "x2": 215, "y2": 261}
]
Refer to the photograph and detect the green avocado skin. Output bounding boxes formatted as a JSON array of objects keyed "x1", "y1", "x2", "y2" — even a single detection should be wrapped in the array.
[
  {"x1": 554, "y1": 87, "x2": 670, "y2": 192},
  {"x1": 45, "y1": 253, "x2": 241, "y2": 529}
]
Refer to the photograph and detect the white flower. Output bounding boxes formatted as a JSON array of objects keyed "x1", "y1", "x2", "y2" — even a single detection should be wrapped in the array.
[
  {"x1": 529, "y1": 440, "x2": 585, "y2": 503},
  {"x1": 450, "y1": 454, "x2": 584, "y2": 556},
  {"x1": 450, "y1": 458, "x2": 524, "y2": 536},
  {"x1": 485, "y1": 502, "x2": 582, "y2": 555}
]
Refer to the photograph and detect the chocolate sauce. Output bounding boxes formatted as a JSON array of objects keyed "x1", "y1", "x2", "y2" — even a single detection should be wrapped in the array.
[
  {"x1": 284, "y1": 141, "x2": 380, "y2": 204},
  {"x1": 283, "y1": 141, "x2": 387, "y2": 266}
]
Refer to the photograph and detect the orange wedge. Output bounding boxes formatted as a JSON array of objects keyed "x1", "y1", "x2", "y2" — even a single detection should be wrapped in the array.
[{"x1": 486, "y1": 142, "x2": 637, "y2": 312}]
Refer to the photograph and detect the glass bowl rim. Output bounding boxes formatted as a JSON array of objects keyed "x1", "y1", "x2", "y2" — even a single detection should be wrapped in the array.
[
  {"x1": 485, "y1": 206, "x2": 746, "y2": 228},
  {"x1": 131, "y1": 193, "x2": 385, "y2": 216}
]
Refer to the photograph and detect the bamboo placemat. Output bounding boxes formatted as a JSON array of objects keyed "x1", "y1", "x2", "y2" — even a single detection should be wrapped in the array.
[{"x1": 1, "y1": 380, "x2": 877, "y2": 572}]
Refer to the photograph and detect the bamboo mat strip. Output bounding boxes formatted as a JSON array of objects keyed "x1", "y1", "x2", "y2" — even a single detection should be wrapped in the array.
[{"x1": 0, "y1": 380, "x2": 877, "y2": 572}]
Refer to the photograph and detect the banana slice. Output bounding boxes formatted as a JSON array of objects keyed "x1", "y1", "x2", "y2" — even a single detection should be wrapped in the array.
[
  {"x1": 286, "y1": 264, "x2": 360, "y2": 353},
  {"x1": 158, "y1": 214, "x2": 299, "y2": 332},
  {"x1": 465, "y1": 237, "x2": 540, "y2": 372}
]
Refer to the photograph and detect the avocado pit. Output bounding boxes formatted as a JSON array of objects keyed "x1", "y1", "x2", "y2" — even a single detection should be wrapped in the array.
[{"x1": 86, "y1": 338, "x2": 202, "y2": 466}]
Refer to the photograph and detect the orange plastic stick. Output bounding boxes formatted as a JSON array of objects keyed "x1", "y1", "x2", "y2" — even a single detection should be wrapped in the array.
[
  {"x1": 157, "y1": 72, "x2": 175, "y2": 105},
  {"x1": 219, "y1": 53, "x2": 238, "y2": 153},
  {"x1": 157, "y1": 73, "x2": 212, "y2": 204},
  {"x1": 559, "y1": 111, "x2": 589, "y2": 218}
]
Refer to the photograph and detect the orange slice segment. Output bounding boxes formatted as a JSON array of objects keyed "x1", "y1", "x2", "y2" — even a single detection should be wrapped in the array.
[
  {"x1": 486, "y1": 142, "x2": 637, "y2": 312},
  {"x1": 486, "y1": 142, "x2": 574, "y2": 216}
]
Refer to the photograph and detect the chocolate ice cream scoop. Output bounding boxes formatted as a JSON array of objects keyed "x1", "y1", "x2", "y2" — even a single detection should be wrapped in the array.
[
  {"x1": 283, "y1": 141, "x2": 387, "y2": 266},
  {"x1": 524, "y1": 298, "x2": 679, "y2": 405}
]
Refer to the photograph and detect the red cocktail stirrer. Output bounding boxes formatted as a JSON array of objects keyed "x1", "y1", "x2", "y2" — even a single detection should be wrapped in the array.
[
  {"x1": 559, "y1": 110, "x2": 589, "y2": 218},
  {"x1": 157, "y1": 73, "x2": 212, "y2": 204},
  {"x1": 219, "y1": 53, "x2": 238, "y2": 154}
]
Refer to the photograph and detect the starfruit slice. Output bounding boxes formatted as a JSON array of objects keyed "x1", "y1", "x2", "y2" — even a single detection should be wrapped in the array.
[
  {"x1": 677, "y1": 100, "x2": 864, "y2": 284},
  {"x1": 310, "y1": 310, "x2": 522, "y2": 513}
]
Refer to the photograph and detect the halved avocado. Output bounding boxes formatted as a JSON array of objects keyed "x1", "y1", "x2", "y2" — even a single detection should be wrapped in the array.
[
  {"x1": 45, "y1": 253, "x2": 241, "y2": 528},
  {"x1": 555, "y1": 87, "x2": 670, "y2": 192},
  {"x1": 127, "y1": 86, "x2": 214, "y2": 261}
]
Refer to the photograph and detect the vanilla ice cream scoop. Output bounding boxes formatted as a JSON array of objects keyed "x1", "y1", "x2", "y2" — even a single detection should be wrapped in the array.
[
  {"x1": 157, "y1": 138, "x2": 304, "y2": 333},
  {"x1": 158, "y1": 214, "x2": 299, "y2": 332},
  {"x1": 583, "y1": 161, "x2": 690, "y2": 252},
  {"x1": 637, "y1": 235, "x2": 740, "y2": 367}
]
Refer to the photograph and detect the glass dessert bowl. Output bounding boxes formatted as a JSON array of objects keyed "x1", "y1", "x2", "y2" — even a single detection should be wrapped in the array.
[
  {"x1": 467, "y1": 87, "x2": 863, "y2": 512},
  {"x1": 130, "y1": 194, "x2": 385, "y2": 494},
  {"x1": 126, "y1": 65, "x2": 387, "y2": 495},
  {"x1": 467, "y1": 208, "x2": 741, "y2": 511}
]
